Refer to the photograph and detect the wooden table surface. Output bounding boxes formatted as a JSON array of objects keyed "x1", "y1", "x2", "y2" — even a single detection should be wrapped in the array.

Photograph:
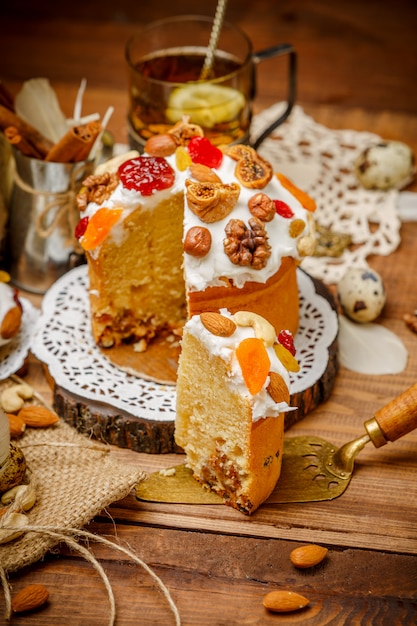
[{"x1": 1, "y1": 1, "x2": 417, "y2": 624}]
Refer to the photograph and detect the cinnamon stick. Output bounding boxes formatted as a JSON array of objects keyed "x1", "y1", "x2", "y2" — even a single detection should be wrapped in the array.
[
  {"x1": 4, "y1": 126, "x2": 44, "y2": 159},
  {"x1": 0, "y1": 104, "x2": 53, "y2": 158},
  {"x1": 45, "y1": 121, "x2": 102, "y2": 163}
]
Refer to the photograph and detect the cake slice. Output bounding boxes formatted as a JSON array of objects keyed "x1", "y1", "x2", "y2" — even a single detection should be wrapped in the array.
[{"x1": 175, "y1": 309, "x2": 298, "y2": 514}]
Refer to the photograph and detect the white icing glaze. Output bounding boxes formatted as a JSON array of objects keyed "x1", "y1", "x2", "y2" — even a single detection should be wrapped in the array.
[
  {"x1": 185, "y1": 308, "x2": 293, "y2": 422},
  {"x1": 181, "y1": 156, "x2": 308, "y2": 291},
  {"x1": 80, "y1": 148, "x2": 313, "y2": 291}
]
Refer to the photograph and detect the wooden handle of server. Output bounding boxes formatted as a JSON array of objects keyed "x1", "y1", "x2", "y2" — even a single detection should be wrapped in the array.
[{"x1": 368, "y1": 382, "x2": 417, "y2": 446}]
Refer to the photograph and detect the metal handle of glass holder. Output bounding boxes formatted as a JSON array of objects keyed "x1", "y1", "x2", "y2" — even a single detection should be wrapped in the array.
[{"x1": 251, "y1": 43, "x2": 297, "y2": 150}]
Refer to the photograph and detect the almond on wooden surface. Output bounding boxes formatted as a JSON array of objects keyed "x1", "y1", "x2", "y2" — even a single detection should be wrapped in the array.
[
  {"x1": 263, "y1": 590, "x2": 310, "y2": 613},
  {"x1": 12, "y1": 583, "x2": 49, "y2": 614},
  {"x1": 290, "y1": 544, "x2": 329, "y2": 569},
  {"x1": 17, "y1": 405, "x2": 59, "y2": 427}
]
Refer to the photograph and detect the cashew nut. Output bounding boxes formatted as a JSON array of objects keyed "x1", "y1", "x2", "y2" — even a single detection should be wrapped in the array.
[
  {"x1": 232, "y1": 311, "x2": 276, "y2": 347},
  {"x1": 0, "y1": 384, "x2": 34, "y2": 413},
  {"x1": 1, "y1": 483, "x2": 36, "y2": 511},
  {"x1": 0, "y1": 511, "x2": 28, "y2": 544}
]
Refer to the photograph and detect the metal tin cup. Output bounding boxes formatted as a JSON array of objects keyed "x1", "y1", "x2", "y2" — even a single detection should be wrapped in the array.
[
  {"x1": 6, "y1": 149, "x2": 94, "y2": 294},
  {"x1": 125, "y1": 15, "x2": 297, "y2": 152}
]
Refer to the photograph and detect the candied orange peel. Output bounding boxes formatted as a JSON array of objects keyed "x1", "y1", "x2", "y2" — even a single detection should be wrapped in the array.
[
  {"x1": 276, "y1": 173, "x2": 317, "y2": 212},
  {"x1": 81, "y1": 208, "x2": 123, "y2": 250}
]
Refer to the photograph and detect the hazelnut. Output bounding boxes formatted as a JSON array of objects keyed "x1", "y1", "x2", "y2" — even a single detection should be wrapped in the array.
[
  {"x1": 248, "y1": 192, "x2": 276, "y2": 221},
  {"x1": 184, "y1": 226, "x2": 212, "y2": 257}
]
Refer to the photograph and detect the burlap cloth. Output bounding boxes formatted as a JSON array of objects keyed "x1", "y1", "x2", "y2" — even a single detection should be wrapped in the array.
[{"x1": 0, "y1": 419, "x2": 145, "y2": 574}]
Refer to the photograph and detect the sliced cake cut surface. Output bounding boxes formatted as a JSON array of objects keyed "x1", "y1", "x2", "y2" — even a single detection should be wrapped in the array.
[{"x1": 175, "y1": 309, "x2": 298, "y2": 514}]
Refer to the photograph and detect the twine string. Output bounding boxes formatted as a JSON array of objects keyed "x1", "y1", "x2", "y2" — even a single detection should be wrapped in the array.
[
  {"x1": 0, "y1": 568, "x2": 11, "y2": 622},
  {"x1": 1, "y1": 525, "x2": 181, "y2": 625},
  {"x1": 12, "y1": 161, "x2": 90, "y2": 251}
]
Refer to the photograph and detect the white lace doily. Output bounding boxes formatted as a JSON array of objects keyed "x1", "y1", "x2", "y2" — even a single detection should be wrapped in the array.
[
  {"x1": 0, "y1": 298, "x2": 40, "y2": 380},
  {"x1": 30, "y1": 266, "x2": 337, "y2": 422},
  {"x1": 251, "y1": 104, "x2": 401, "y2": 284}
]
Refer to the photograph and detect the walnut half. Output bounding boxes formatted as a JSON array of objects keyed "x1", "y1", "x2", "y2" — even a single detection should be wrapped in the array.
[
  {"x1": 77, "y1": 171, "x2": 119, "y2": 211},
  {"x1": 223, "y1": 217, "x2": 271, "y2": 269}
]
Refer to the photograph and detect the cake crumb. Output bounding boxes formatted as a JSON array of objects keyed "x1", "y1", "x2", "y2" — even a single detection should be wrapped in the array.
[
  {"x1": 133, "y1": 339, "x2": 147, "y2": 353},
  {"x1": 159, "y1": 467, "x2": 176, "y2": 477}
]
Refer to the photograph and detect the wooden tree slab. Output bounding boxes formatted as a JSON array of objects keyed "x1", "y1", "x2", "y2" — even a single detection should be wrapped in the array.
[{"x1": 52, "y1": 276, "x2": 338, "y2": 453}]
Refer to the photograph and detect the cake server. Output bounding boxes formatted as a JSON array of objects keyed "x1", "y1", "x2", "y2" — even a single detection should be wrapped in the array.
[
  {"x1": 273, "y1": 381, "x2": 417, "y2": 503},
  {"x1": 136, "y1": 382, "x2": 417, "y2": 505}
]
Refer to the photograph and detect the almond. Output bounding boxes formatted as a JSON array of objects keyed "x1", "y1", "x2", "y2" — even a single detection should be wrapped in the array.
[
  {"x1": 263, "y1": 590, "x2": 310, "y2": 613},
  {"x1": 7, "y1": 412, "x2": 26, "y2": 437},
  {"x1": 0, "y1": 306, "x2": 22, "y2": 339},
  {"x1": 12, "y1": 583, "x2": 49, "y2": 614},
  {"x1": 290, "y1": 544, "x2": 328, "y2": 569},
  {"x1": 200, "y1": 312, "x2": 237, "y2": 337},
  {"x1": 144, "y1": 133, "x2": 177, "y2": 157},
  {"x1": 189, "y1": 162, "x2": 222, "y2": 183},
  {"x1": 267, "y1": 371, "x2": 290, "y2": 404},
  {"x1": 17, "y1": 405, "x2": 59, "y2": 427}
]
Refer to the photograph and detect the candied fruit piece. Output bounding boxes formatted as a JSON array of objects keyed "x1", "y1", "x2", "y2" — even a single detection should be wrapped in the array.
[
  {"x1": 273, "y1": 199, "x2": 294, "y2": 219},
  {"x1": 187, "y1": 136, "x2": 223, "y2": 169},
  {"x1": 278, "y1": 329, "x2": 296, "y2": 355},
  {"x1": 81, "y1": 208, "x2": 123, "y2": 251},
  {"x1": 75, "y1": 216, "x2": 89, "y2": 239},
  {"x1": 118, "y1": 156, "x2": 175, "y2": 195},
  {"x1": 236, "y1": 337, "x2": 270, "y2": 395},
  {"x1": 276, "y1": 173, "x2": 316, "y2": 212}
]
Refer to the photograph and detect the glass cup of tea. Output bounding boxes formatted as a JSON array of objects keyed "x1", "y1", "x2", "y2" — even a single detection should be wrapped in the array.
[{"x1": 125, "y1": 15, "x2": 296, "y2": 151}]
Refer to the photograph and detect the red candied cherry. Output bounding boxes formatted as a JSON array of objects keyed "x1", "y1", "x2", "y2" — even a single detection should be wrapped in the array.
[
  {"x1": 187, "y1": 136, "x2": 223, "y2": 169},
  {"x1": 118, "y1": 156, "x2": 175, "y2": 196},
  {"x1": 75, "y1": 216, "x2": 89, "y2": 239},
  {"x1": 278, "y1": 329, "x2": 296, "y2": 356},
  {"x1": 274, "y1": 199, "x2": 294, "y2": 219}
]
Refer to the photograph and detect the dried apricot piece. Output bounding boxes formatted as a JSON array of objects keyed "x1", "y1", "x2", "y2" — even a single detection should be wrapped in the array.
[
  {"x1": 81, "y1": 208, "x2": 123, "y2": 251},
  {"x1": 235, "y1": 337, "x2": 270, "y2": 395},
  {"x1": 276, "y1": 173, "x2": 316, "y2": 212}
]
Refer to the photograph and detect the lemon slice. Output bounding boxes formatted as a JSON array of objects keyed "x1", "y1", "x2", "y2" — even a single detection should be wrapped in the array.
[{"x1": 166, "y1": 83, "x2": 245, "y2": 127}]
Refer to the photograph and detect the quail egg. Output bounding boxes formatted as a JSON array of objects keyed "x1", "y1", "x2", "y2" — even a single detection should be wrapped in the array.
[
  {"x1": 354, "y1": 141, "x2": 415, "y2": 190},
  {"x1": 337, "y1": 268, "x2": 386, "y2": 323}
]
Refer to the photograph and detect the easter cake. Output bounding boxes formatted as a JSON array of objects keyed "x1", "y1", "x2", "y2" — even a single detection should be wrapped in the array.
[{"x1": 75, "y1": 121, "x2": 316, "y2": 351}]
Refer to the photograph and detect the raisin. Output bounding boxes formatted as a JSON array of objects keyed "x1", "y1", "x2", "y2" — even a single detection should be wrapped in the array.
[
  {"x1": 118, "y1": 157, "x2": 175, "y2": 195},
  {"x1": 187, "y1": 136, "x2": 223, "y2": 169}
]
